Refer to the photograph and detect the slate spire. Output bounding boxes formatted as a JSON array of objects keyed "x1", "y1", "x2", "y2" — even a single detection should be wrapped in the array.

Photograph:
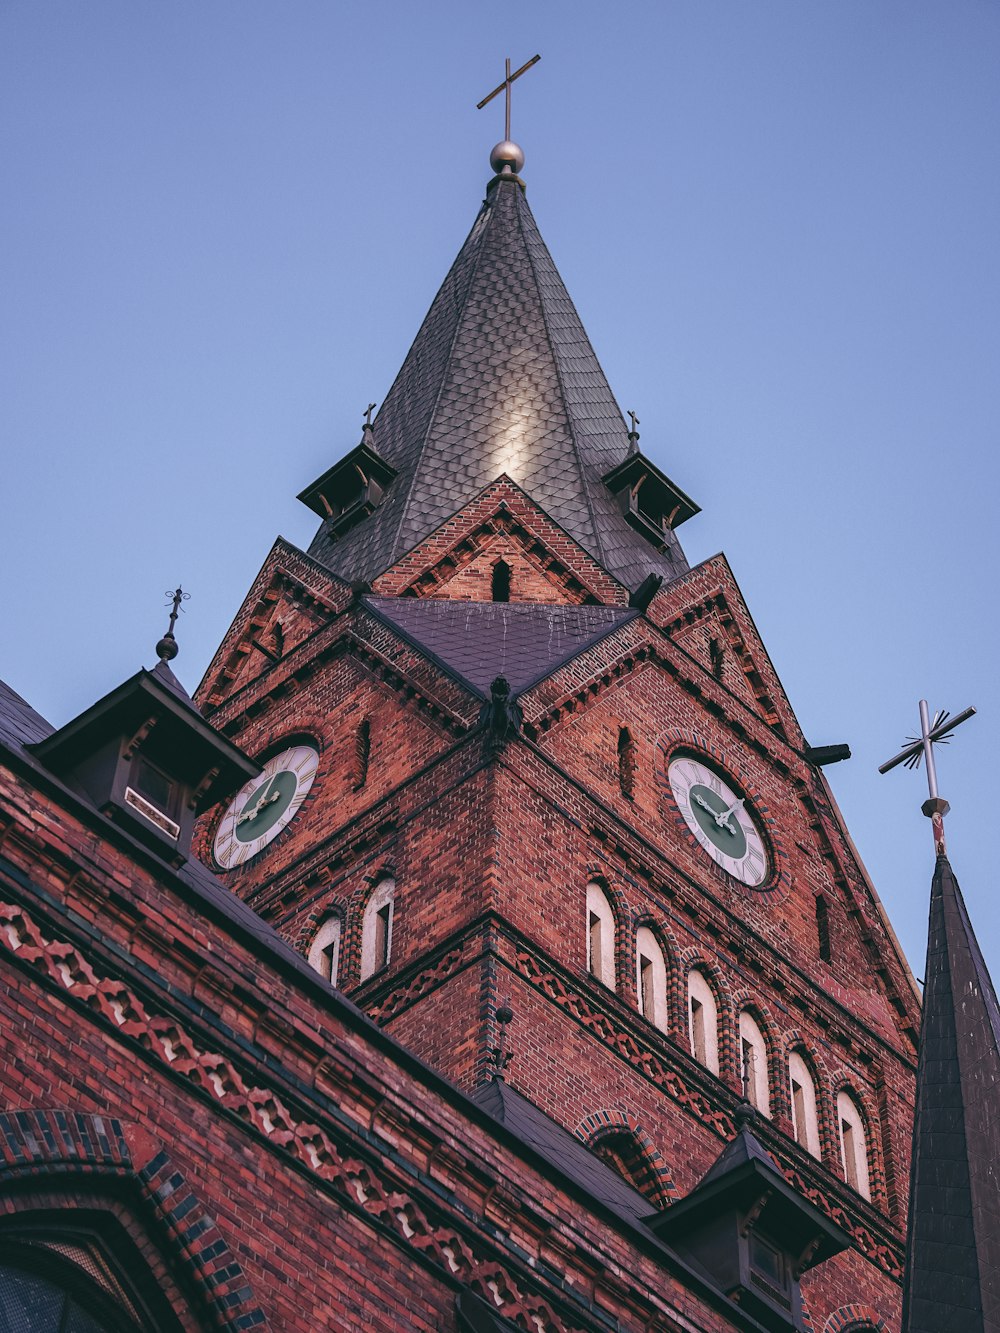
[
  {"x1": 902, "y1": 853, "x2": 1000, "y2": 1332},
  {"x1": 306, "y1": 167, "x2": 692, "y2": 591}
]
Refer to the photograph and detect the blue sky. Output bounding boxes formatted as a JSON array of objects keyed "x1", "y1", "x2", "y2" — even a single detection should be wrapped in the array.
[{"x1": 2, "y1": 2, "x2": 997, "y2": 984}]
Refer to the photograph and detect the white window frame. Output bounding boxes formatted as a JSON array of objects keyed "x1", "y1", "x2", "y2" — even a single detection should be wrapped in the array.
[
  {"x1": 586, "y1": 882, "x2": 616, "y2": 988},
  {"x1": 360, "y1": 878, "x2": 395, "y2": 980},
  {"x1": 687, "y1": 969, "x2": 720, "y2": 1074},
  {"x1": 635, "y1": 926, "x2": 668, "y2": 1031},
  {"x1": 308, "y1": 916, "x2": 342, "y2": 986},
  {"x1": 738, "y1": 1011, "x2": 770, "y2": 1117},
  {"x1": 837, "y1": 1090, "x2": 872, "y2": 1199},
  {"x1": 788, "y1": 1050, "x2": 821, "y2": 1159}
]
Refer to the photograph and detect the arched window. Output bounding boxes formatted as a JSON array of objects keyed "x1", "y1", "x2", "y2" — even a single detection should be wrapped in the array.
[
  {"x1": 788, "y1": 1050, "x2": 822, "y2": 1158},
  {"x1": 586, "y1": 882, "x2": 616, "y2": 988},
  {"x1": 687, "y1": 969, "x2": 720, "y2": 1074},
  {"x1": 815, "y1": 895, "x2": 832, "y2": 962},
  {"x1": 635, "y1": 927, "x2": 668, "y2": 1030},
  {"x1": 353, "y1": 717, "x2": 371, "y2": 790},
  {"x1": 738, "y1": 1011, "x2": 770, "y2": 1116},
  {"x1": 837, "y1": 1090, "x2": 872, "y2": 1199},
  {"x1": 308, "y1": 915, "x2": 342, "y2": 985},
  {"x1": 491, "y1": 560, "x2": 511, "y2": 602},
  {"x1": 361, "y1": 878, "x2": 395, "y2": 980},
  {"x1": 617, "y1": 727, "x2": 636, "y2": 799}
]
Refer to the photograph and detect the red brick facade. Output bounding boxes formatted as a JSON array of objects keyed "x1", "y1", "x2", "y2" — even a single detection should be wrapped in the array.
[{"x1": 0, "y1": 466, "x2": 919, "y2": 1330}]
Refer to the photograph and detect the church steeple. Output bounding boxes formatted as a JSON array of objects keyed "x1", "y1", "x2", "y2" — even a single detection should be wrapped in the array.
[
  {"x1": 302, "y1": 148, "x2": 697, "y2": 592},
  {"x1": 902, "y1": 853, "x2": 1000, "y2": 1332}
]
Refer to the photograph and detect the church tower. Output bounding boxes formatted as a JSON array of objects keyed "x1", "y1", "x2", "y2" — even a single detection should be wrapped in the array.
[{"x1": 191, "y1": 136, "x2": 920, "y2": 1329}]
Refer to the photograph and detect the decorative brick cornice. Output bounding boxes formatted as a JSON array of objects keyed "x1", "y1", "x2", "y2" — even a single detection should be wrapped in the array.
[
  {"x1": 512, "y1": 941, "x2": 904, "y2": 1281},
  {"x1": 0, "y1": 1108, "x2": 266, "y2": 1330},
  {"x1": 0, "y1": 899, "x2": 606, "y2": 1332}
]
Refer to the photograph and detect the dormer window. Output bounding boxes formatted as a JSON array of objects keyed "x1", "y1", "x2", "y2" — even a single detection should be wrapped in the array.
[
  {"x1": 125, "y1": 754, "x2": 181, "y2": 841},
  {"x1": 29, "y1": 659, "x2": 258, "y2": 866},
  {"x1": 297, "y1": 439, "x2": 397, "y2": 540},
  {"x1": 602, "y1": 452, "x2": 700, "y2": 551}
]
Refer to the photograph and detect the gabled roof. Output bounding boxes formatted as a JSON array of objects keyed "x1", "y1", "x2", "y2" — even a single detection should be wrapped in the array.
[
  {"x1": 306, "y1": 174, "x2": 691, "y2": 592},
  {"x1": 903, "y1": 853, "x2": 1000, "y2": 1333},
  {"x1": 364, "y1": 595, "x2": 636, "y2": 698}
]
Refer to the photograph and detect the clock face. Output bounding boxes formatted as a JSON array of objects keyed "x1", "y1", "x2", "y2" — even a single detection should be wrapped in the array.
[
  {"x1": 214, "y1": 744, "x2": 319, "y2": 869},
  {"x1": 667, "y1": 756, "x2": 769, "y2": 887}
]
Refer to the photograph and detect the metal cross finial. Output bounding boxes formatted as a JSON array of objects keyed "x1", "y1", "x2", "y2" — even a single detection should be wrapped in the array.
[
  {"x1": 879, "y1": 699, "x2": 976, "y2": 855},
  {"x1": 363, "y1": 402, "x2": 377, "y2": 429},
  {"x1": 477, "y1": 54, "x2": 541, "y2": 142},
  {"x1": 156, "y1": 586, "x2": 190, "y2": 664},
  {"x1": 627, "y1": 409, "x2": 640, "y2": 435}
]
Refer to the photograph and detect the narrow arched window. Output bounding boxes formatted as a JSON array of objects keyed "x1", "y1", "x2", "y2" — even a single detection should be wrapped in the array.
[
  {"x1": 354, "y1": 717, "x2": 371, "y2": 790},
  {"x1": 635, "y1": 927, "x2": 667, "y2": 1030},
  {"x1": 586, "y1": 882, "x2": 616, "y2": 988},
  {"x1": 837, "y1": 1090, "x2": 872, "y2": 1199},
  {"x1": 308, "y1": 916, "x2": 342, "y2": 985},
  {"x1": 361, "y1": 878, "x2": 395, "y2": 980},
  {"x1": 687, "y1": 969, "x2": 720, "y2": 1074},
  {"x1": 491, "y1": 560, "x2": 511, "y2": 602},
  {"x1": 788, "y1": 1050, "x2": 821, "y2": 1158},
  {"x1": 738, "y1": 1011, "x2": 770, "y2": 1116},
  {"x1": 815, "y1": 895, "x2": 832, "y2": 962},
  {"x1": 617, "y1": 727, "x2": 636, "y2": 799}
]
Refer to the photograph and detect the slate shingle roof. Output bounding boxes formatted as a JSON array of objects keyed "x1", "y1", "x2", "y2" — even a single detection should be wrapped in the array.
[
  {"x1": 903, "y1": 853, "x2": 1000, "y2": 1333},
  {"x1": 471, "y1": 1079, "x2": 657, "y2": 1231},
  {"x1": 308, "y1": 177, "x2": 690, "y2": 591},
  {"x1": 364, "y1": 596, "x2": 637, "y2": 698}
]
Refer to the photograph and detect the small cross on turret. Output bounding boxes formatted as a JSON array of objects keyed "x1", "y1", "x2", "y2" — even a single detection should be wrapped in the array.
[
  {"x1": 879, "y1": 699, "x2": 976, "y2": 855},
  {"x1": 477, "y1": 54, "x2": 540, "y2": 144}
]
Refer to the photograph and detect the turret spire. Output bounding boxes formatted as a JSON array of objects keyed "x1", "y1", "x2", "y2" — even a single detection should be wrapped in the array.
[{"x1": 303, "y1": 147, "x2": 694, "y2": 591}]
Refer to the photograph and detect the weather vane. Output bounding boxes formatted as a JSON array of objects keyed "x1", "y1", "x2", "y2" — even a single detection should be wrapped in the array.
[
  {"x1": 156, "y1": 586, "x2": 190, "y2": 664},
  {"x1": 878, "y1": 699, "x2": 976, "y2": 855},
  {"x1": 477, "y1": 54, "x2": 541, "y2": 144}
]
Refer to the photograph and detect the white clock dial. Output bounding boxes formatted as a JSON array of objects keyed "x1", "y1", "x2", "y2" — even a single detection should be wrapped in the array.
[
  {"x1": 667, "y1": 756, "x2": 769, "y2": 887},
  {"x1": 214, "y1": 744, "x2": 319, "y2": 869}
]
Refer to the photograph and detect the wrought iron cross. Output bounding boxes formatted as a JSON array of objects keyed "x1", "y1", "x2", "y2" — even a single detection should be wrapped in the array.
[
  {"x1": 363, "y1": 402, "x2": 377, "y2": 429},
  {"x1": 157, "y1": 587, "x2": 189, "y2": 663},
  {"x1": 879, "y1": 699, "x2": 976, "y2": 855},
  {"x1": 476, "y1": 54, "x2": 541, "y2": 142},
  {"x1": 164, "y1": 586, "x2": 189, "y2": 635}
]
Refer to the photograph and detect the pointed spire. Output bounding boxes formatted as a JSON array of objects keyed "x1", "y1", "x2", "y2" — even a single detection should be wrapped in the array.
[
  {"x1": 902, "y1": 854, "x2": 1000, "y2": 1332},
  {"x1": 306, "y1": 170, "x2": 691, "y2": 591}
]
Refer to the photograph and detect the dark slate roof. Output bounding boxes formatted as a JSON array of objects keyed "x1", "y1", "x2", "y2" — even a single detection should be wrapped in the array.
[
  {"x1": 697, "y1": 1116, "x2": 780, "y2": 1187},
  {"x1": 471, "y1": 1079, "x2": 656, "y2": 1230},
  {"x1": 150, "y1": 659, "x2": 201, "y2": 713},
  {"x1": 0, "y1": 680, "x2": 55, "y2": 750},
  {"x1": 307, "y1": 176, "x2": 690, "y2": 592},
  {"x1": 903, "y1": 853, "x2": 1000, "y2": 1333},
  {"x1": 365, "y1": 596, "x2": 636, "y2": 698}
]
